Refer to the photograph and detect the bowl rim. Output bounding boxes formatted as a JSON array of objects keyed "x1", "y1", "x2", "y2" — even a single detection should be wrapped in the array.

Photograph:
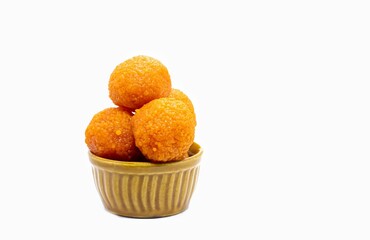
[{"x1": 89, "y1": 142, "x2": 203, "y2": 174}]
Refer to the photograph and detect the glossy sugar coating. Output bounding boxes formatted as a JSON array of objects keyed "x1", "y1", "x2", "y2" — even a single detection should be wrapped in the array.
[
  {"x1": 85, "y1": 107, "x2": 140, "y2": 161},
  {"x1": 132, "y1": 98, "x2": 196, "y2": 162},
  {"x1": 168, "y1": 88, "x2": 195, "y2": 114},
  {"x1": 109, "y1": 55, "x2": 171, "y2": 109}
]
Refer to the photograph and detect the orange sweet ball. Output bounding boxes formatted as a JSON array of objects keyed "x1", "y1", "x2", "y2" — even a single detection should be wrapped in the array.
[
  {"x1": 109, "y1": 55, "x2": 172, "y2": 109},
  {"x1": 168, "y1": 88, "x2": 195, "y2": 114},
  {"x1": 132, "y1": 98, "x2": 196, "y2": 162},
  {"x1": 85, "y1": 107, "x2": 140, "y2": 161}
]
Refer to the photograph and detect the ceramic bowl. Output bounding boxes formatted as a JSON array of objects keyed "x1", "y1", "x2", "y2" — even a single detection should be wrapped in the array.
[{"x1": 89, "y1": 142, "x2": 203, "y2": 218}]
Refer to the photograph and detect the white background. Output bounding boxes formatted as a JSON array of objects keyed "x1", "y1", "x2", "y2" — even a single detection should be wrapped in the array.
[{"x1": 0, "y1": 0, "x2": 369, "y2": 239}]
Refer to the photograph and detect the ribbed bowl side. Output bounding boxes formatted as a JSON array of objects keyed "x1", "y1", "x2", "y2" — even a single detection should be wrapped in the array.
[{"x1": 91, "y1": 165, "x2": 200, "y2": 218}]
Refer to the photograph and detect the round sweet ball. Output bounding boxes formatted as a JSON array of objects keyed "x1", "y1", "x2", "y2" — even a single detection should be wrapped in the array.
[
  {"x1": 85, "y1": 107, "x2": 139, "y2": 161},
  {"x1": 132, "y1": 98, "x2": 196, "y2": 162},
  {"x1": 109, "y1": 55, "x2": 172, "y2": 109},
  {"x1": 168, "y1": 88, "x2": 195, "y2": 114}
]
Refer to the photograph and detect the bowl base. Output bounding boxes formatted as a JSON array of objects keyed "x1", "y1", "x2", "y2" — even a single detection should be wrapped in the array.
[{"x1": 104, "y1": 206, "x2": 189, "y2": 219}]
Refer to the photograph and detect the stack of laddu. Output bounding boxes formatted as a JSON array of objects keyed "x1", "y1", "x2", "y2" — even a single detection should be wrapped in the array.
[{"x1": 85, "y1": 55, "x2": 196, "y2": 163}]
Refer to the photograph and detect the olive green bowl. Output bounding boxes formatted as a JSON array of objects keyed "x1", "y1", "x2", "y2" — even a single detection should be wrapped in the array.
[{"x1": 89, "y1": 142, "x2": 203, "y2": 218}]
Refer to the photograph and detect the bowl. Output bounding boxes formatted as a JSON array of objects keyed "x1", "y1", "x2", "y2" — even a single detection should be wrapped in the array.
[{"x1": 88, "y1": 142, "x2": 203, "y2": 218}]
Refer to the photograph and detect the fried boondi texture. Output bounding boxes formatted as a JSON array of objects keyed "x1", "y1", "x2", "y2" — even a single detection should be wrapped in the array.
[
  {"x1": 85, "y1": 107, "x2": 139, "y2": 161},
  {"x1": 132, "y1": 98, "x2": 196, "y2": 162},
  {"x1": 109, "y1": 55, "x2": 171, "y2": 109},
  {"x1": 168, "y1": 88, "x2": 195, "y2": 114}
]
